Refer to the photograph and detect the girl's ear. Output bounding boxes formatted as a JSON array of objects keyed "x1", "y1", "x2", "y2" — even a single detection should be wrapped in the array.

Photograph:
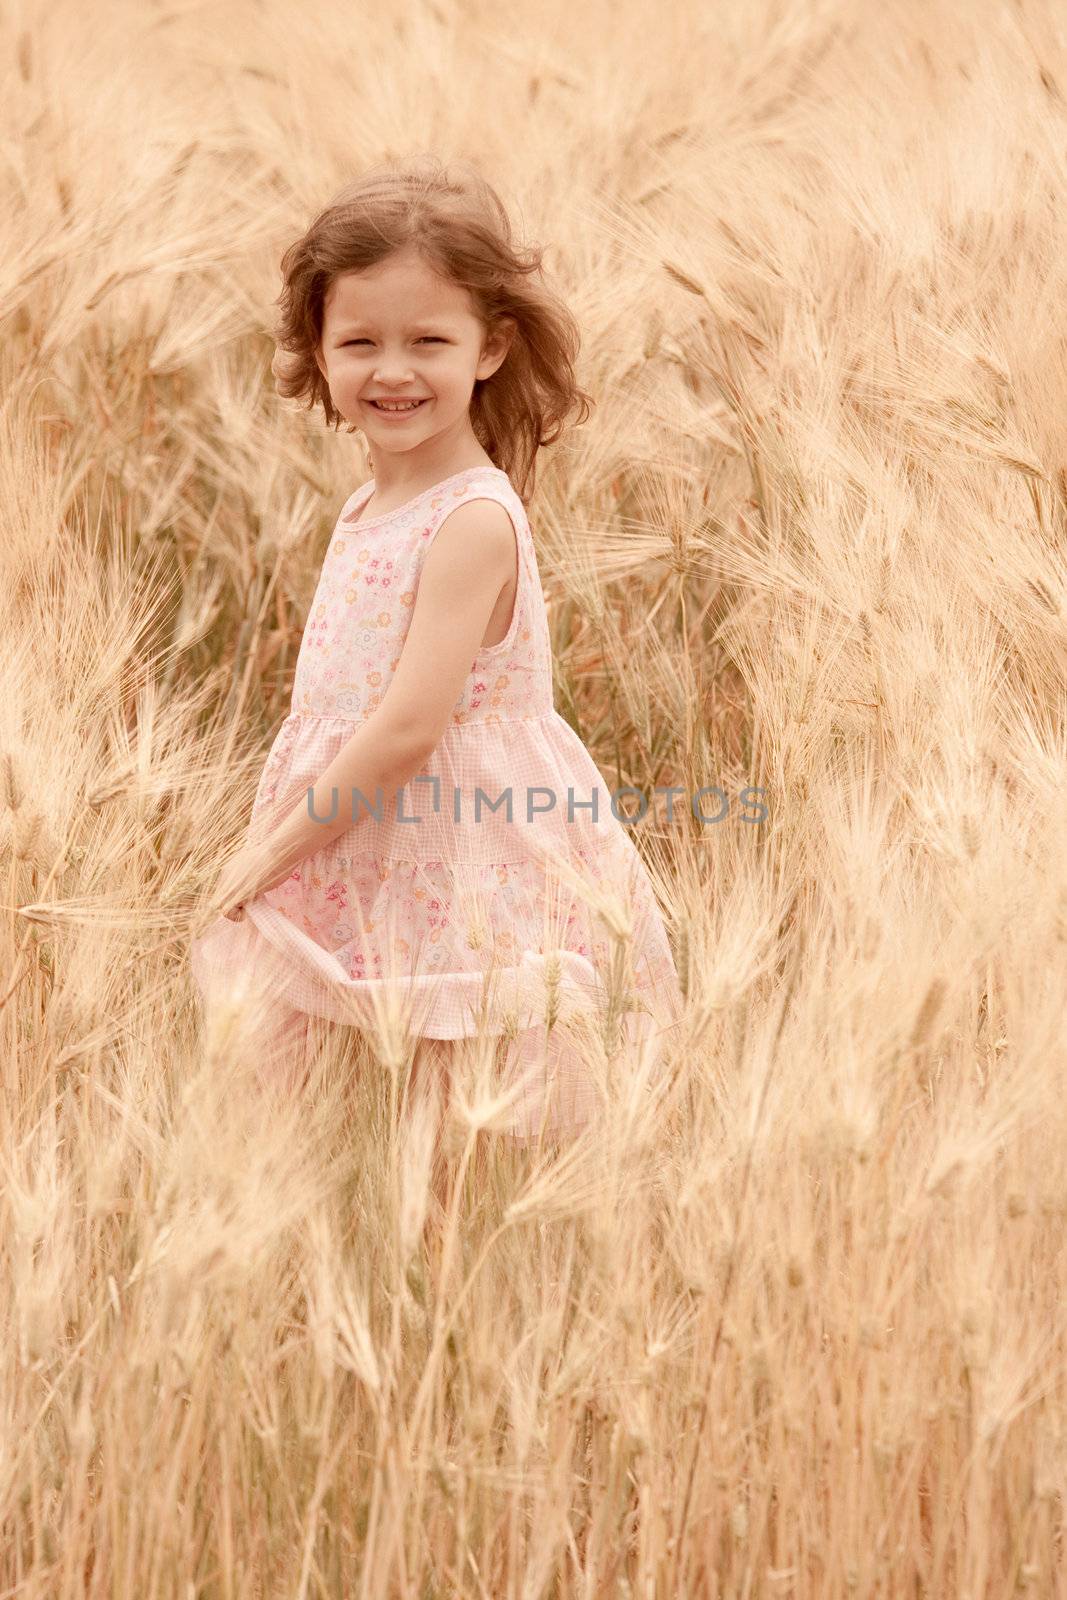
[{"x1": 478, "y1": 315, "x2": 517, "y2": 381}]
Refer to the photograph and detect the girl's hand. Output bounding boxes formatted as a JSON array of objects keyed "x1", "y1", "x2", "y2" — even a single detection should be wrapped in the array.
[{"x1": 212, "y1": 845, "x2": 266, "y2": 925}]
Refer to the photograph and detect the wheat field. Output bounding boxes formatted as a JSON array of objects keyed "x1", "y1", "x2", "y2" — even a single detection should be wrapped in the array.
[{"x1": 3, "y1": 0, "x2": 1066, "y2": 1592}]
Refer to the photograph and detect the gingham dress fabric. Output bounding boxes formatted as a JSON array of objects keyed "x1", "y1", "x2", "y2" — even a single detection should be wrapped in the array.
[{"x1": 191, "y1": 464, "x2": 684, "y2": 1136}]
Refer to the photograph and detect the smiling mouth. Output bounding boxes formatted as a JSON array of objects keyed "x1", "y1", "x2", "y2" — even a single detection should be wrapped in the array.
[{"x1": 365, "y1": 399, "x2": 428, "y2": 414}]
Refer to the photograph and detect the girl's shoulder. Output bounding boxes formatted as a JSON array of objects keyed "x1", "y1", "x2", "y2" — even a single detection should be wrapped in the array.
[
  {"x1": 337, "y1": 481, "x2": 371, "y2": 523},
  {"x1": 424, "y1": 470, "x2": 533, "y2": 558}
]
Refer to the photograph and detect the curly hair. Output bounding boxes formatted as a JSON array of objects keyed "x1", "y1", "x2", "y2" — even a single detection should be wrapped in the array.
[{"x1": 271, "y1": 154, "x2": 594, "y2": 502}]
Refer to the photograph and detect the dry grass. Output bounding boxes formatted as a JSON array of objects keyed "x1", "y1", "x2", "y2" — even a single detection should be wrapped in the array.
[{"x1": 2, "y1": 0, "x2": 1066, "y2": 1591}]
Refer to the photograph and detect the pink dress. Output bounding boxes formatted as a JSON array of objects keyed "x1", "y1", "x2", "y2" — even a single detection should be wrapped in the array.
[{"x1": 191, "y1": 463, "x2": 684, "y2": 1137}]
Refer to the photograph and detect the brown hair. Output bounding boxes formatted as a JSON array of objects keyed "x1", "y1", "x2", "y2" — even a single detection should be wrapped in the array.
[{"x1": 271, "y1": 154, "x2": 594, "y2": 502}]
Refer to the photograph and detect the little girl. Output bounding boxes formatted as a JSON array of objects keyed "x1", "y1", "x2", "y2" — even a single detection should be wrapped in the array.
[{"x1": 191, "y1": 155, "x2": 684, "y2": 1146}]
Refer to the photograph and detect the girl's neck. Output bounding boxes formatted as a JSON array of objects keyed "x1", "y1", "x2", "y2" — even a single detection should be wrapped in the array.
[{"x1": 366, "y1": 432, "x2": 497, "y2": 502}]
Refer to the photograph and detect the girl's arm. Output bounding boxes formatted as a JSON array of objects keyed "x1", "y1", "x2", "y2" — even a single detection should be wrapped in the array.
[
  {"x1": 211, "y1": 718, "x2": 436, "y2": 915},
  {"x1": 210, "y1": 498, "x2": 517, "y2": 916}
]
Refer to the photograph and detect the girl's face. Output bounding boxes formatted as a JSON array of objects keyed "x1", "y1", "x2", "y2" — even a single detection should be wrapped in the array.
[{"x1": 314, "y1": 245, "x2": 513, "y2": 464}]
